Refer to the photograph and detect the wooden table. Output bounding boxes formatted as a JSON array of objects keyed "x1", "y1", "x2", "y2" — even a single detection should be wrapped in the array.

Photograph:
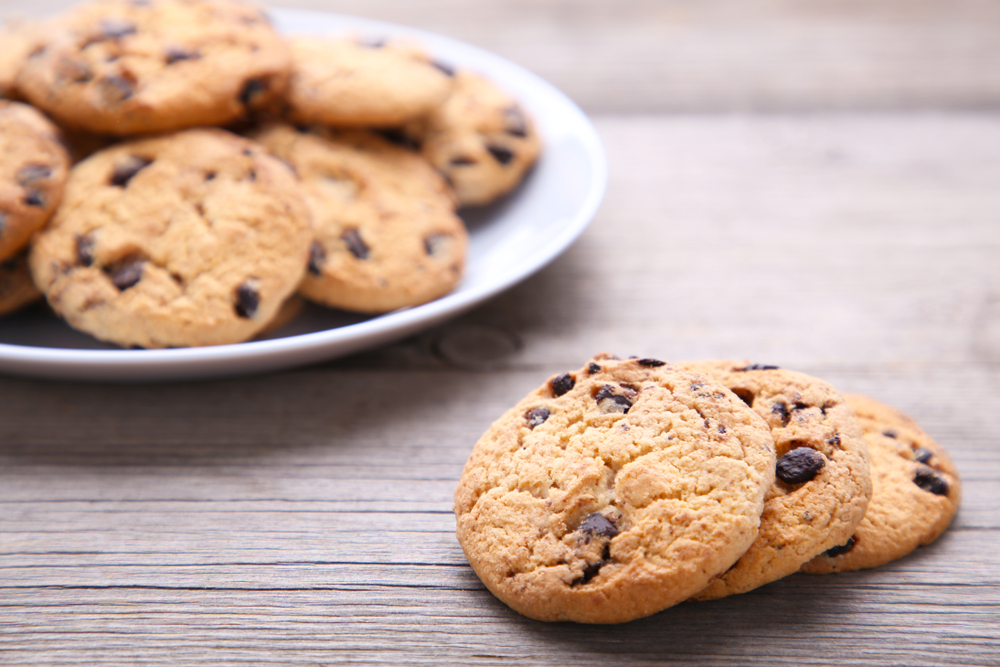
[{"x1": 2, "y1": 1, "x2": 999, "y2": 664}]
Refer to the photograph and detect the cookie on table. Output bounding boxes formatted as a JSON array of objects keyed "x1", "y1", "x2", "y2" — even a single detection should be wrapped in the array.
[
  {"x1": 0, "y1": 100, "x2": 71, "y2": 263},
  {"x1": 16, "y1": 0, "x2": 291, "y2": 136},
  {"x1": 253, "y1": 123, "x2": 466, "y2": 314},
  {"x1": 801, "y1": 393, "x2": 960, "y2": 574},
  {"x1": 407, "y1": 69, "x2": 540, "y2": 207},
  {"x1": 29, "y1": 127, "x2": 312, "y2": 348},
  {"x1": 284, "y1": 35, "x2": 454, "y2": 128},
  {"x1": 0, "y1": 250, "x2": 42, "y2": 316},
  {"x1": 454, "y1": 355, "x2": 776, "y2": 624},
  {"x1": 681, "y1": 361, "x2": 872, "y2": 600}
]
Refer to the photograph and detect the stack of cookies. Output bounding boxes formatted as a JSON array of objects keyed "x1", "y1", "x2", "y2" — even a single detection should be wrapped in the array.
[
  {"x1": 0, "y1": 0, "x2": 541, "y2": 347},
  {"x1": 454, "y1": 356, "x2": 961, "y2": 623}
]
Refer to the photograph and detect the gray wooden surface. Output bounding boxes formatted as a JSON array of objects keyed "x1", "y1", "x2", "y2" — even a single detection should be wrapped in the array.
[{"x1": 2, "y1": 1, "x2": 1000, "y2": 665}]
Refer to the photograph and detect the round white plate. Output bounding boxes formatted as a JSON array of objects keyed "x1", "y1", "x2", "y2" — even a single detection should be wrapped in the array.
[{"x1": 0, "y1": 7, "x2": 607, "y2": 382}]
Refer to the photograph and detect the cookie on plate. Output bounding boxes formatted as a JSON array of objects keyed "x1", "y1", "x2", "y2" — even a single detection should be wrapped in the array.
[
  {"x1": 407, "y1": 69, "x2": 540, "y2": 207},
  {"x1": 284, "y1": 35, "x2": 454, "y2": 128},
  {"x1": 253, "y1": 123, "x2": 466, "y2": 314},
  {"x1": 29, "y1": 127, "x2": 312, "y2": 348},
  {"x1": 681, "y1": 361, "x2": 872, "y2": 600},
  {"x1": 16, "y1": 0, "x2": 291, "y2": 136},
  {"x1": 801, "y1": 393, "x2": 960, "y2": 574},
  {"x1": 0, "y1": 250, "x2": 42, "y2": 316},
  {"x1": 454, "y1": 355, "x2": 776, "y2": 623},
  {"x1": 0, "y1": 100, "x2": 71, "y2": 262}
]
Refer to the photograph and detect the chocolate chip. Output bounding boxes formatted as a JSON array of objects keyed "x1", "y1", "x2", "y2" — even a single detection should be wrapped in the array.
[
  {"x1": 98, "y1": 74, "x2": 135, "y2": 103},
  {"x1": 913, "y1": 467, "x2": 949, "y2": 496},
  {"x1": 234, "y1": 280, "x2": 260, "y2": 318},
  {"x1": 595, "y1": 385, "x2": 632, "y2": 414},
  {"x1": 75, "y1": 233, "x2": 95, "y2": 266},
  {"x1": 342, "y1": 228, "x2": 369, "y2": 260},
  {"x1": 824, "y1": 535, "x2": 856, "y2": 558},
  {"x1": 579, "y1": 512, "x2": 619, "y2": 539},
  {"x1": 487, "y1": 145, "x2": 514, "y2": 165},
  {"x1": 525, "y1": 407, "x2": 550, "y2": 429},
  {"x1": 110, "y1": 155, "x2": 152, "y2": 187},
  {"x1": 23, "y1": 190, "x2": 45, "y2": 207},
  {"x1": 587, "y1": 362, "x2": 601, "y2": 374},
  {"x1": 827, "y1": 434, "x2": 841, "y2": 446},
  {"x1": 883, "y1": 429, "x2": 898, "y2": 439},
  {"x1": 503, "y1": 106, "x2": 528, "y2": 137},
  {"x1": 164, "y1": 46, "x2": 199, "y2": 64},
  {"x1": 239, "y1": 78, "x2": 266, "y2": 107},
  {"x1": 16, "y1": 164, "x2": 52, "y2": 186},
  {"x1": 431, "y1": 60, "x2": 455, "y2": 77},
  {"x1": 204, "y1": 171, "x2": 216, "y2": 182},
  {"x1": 307, "y1": 241, "x2": 326, "y2": 275},
  {"x1": 913, "y1": 447, "x2": 934, "y2": 464},
  {"x1": 772, "y1": 401, "x2": 791, "y2": 427},
  {"x1": 775, "y1": 447, "x2": 825, "y2": 484},
  {"x1": 424, "y1": 233, "x2": 452, "y2": 257},
  {"x1": 99, "y1": 18, "x2": 137, "y2": 40},
  {"x1": 577, "y1": 560, "x2": 604, "y2": 585},
  {"x1": 739, "y1": 363, "x2": 780, "y2": 371},
  {"x1": 636, "y1": 358, "x2": 665, "y2": 367},
  {"x1": 108, "y1": 257, "x2": 144, "y2": 290},
  {"x1": 550, "y1": 373, "x2": 575, "y2": 396},
  {"x1": 450, "y1": 156, "x2": 477, "y2": 167}
]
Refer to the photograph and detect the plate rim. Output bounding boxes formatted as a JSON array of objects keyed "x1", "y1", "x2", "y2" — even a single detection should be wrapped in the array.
[{"x1": 0, "y1": 6, "x2": 608, "y2": 382}]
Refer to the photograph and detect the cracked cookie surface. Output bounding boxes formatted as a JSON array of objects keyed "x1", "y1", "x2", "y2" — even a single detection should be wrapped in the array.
[
  {"x1": 16, "y1": 0, "x2": 290, "y2": 136},
  {"x1": 454, "y1": 355, "x2": 776, "y2": 623},
  {"x1": 29, "y1": 127, "x2": 311, "y2": 348},
  {"x1": 681, "y1": 361, "x2": 872, "y2": 600},
  {"x1": 254, "y1": 123, "x2": 466, "y2": 314},
  {"x1": 800, "y1": 393, "x2": 960, "y2": 574}
]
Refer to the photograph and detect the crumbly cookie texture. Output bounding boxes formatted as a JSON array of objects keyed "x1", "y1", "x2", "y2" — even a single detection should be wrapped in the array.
[
  {"x1": 0, "y1": 250, "x2": 42, "y2": 316},
  {"x1": 800, "y1": 393, "x2": 960, "y2": 574},
  {"x1": 285, "y1": 35, "x2": 454, "y2": 128},
  {"x1": 253, "y1": 123, "x2": 466, "y2": 314},
  {"x1": 455, "y1": 355, "x2": 776, "y2": 624},
  {"x1": 408, "y1": 69, "x2": 540, "y2": 207},
  {"x1": 16, "y1": 0, "x2": 290, "y2": 136},
  {"x1": 0, "y1": 100, "x2": 71, "y2": 262},
  {"x1": 29, "y1": 127, "x2": 311, "y2": 348},
  {"x1": 682, "y1": 361, "x2": 872, "y2": 600}
]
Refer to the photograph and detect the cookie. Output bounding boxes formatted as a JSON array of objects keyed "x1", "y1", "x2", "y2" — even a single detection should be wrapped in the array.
[
  {"x1": 0, "y1": 19, "x2": 45, "y2": 100},
  {"x1": 681, "y1": 361, "x2": 872, "y2": 600},
  {"x1": 801, "y1": 393, "x2": 960, "y2": 574},
  {"x1": 284, "y1": 35, "x2": 454, "y2": 128},
  {"x1": 16, "y1": 0, "x2": 290, "y2": 136},
  {"x1": 407, "y1": 69, "x2": 540, "y2": 207},
  {"x1": 454, "y1": 355, "x2": 776, "y2": 623},
  {"x1": 29, "y1": 127, "x2": 312, "y2": 348},
  {"x1": 0, "y1": 100, "x2": 71, "y2": 262},
  {"x1": 0, "y1": 250, "x2": 42, "y2": 316},
  {"x1": 253, "y1": 123, "x2": 466, "y2": 314}
]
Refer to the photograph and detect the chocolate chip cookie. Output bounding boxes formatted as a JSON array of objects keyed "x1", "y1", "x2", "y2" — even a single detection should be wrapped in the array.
[
  {"x1": 253, "y1": 123, "x2": 466, "y2": 314},
  {"x1": 16, "y1": 0, "x2": 291, "y2": 136},
  {"x1": 285, "y1": 35, "x2": 454, "y2": 128},
  {"x1": 455, "y1": 355, "x2": 776, "y2": 623},
  {"x1": 407, "y1": 69, "x2": 540, "y2": 207},
  {"x1": 29, "y1": 127, "x2": 311, "y2": 348},
  {"x1": 0, "y1": 100, "x2": 71, "y2": 262},
  {"x1": 681, "y1": 361, "x2": 872, "y2": 600},
  {"x1": 801, "y1": 393, "x2": 960, "y2": 574}
]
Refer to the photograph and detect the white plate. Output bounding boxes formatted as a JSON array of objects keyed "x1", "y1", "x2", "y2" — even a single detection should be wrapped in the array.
[{"x1": 0, "y1": 7, "x2": 607, "y2": 382}]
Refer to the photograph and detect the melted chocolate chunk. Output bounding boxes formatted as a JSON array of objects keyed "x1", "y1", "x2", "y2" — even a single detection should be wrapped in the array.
[
  {"x1": 110, "y1": 155, "x2": 152, "y2": 187},
  {"x1": 16, "y1": 164, "x2": 51, "y2": 186},
  {"x1": 108, "y1": 257, "x2": 144, "y2": 290},
  {"x1": 164, "y1": 46, "x2": 199, "y2": 64},
  {"x1": 98, "y1": 74, "x2": 135, "y2": 103},
  {"x1": 775, "y1": 447, "x2": 826, "y2": 484},
  {"x1": 636, "y1": 358, "x2": 665, "y2": 367},
  {"x1": 503, "y1": 106, "x2": 528, "y2": 137},
  {"x1": 75, "y1": 233, "x2": 95, "y2": 266},
  {"x1": 23, "y1": 190, "x2": 45, "y2": 207},
  {"x1": 307, "y1": 241, "x2": 326, "y2": 275},
  {"x1": 595, "y1": 385, "x2": 632, "y2": 414},
  {"x1": 525, "y1": 407, "x2": 550, "y2": 429},
  {"x1": 487, "y1": 145, "x2": 514, "y2": 165},
  {"x1": 239, "y1": 78, "x2": 266, "y2": 107},
  {"x1": 234, "y1": 280, "x2": 260, "y2": 318},
  {"x1": 342, "y1": 228, "x2": 369, "y2": 260},
  {"x1": 913, "y1": 467, "x2": 949, "y2": 496},
  {"x1": 579, "y1": 512, "x2": 619, "y2": 539},
  {"x1": 824, "y1": 535, "x2": 857, "y2": 558},
  {"x1": 587, "y1": 362, "x2": 601, "y2": 374},
  {"x1": 883, "y1": 429, "x2": 898, "y2": 439},
  {"x1": 772, "y1": 401, "x2": 791, "y2": 427},
  {"x1": 550, "y1": 373, "x2": 575, "y2": 396},
  {"x1": 577, "y1": 560, "x2": 604, "y2": 585},
  {"x1": 739, "y1": 363, "x2": 779, "y2": 371},
  {"x1": 913, "y1": 447, "x2": 934, "y2": 464}
]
